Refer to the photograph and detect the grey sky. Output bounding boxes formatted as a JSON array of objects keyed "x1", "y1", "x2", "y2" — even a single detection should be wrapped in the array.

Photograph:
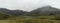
[{"x1": 0, "y1": 0, "x2": 60, "y2": 11}]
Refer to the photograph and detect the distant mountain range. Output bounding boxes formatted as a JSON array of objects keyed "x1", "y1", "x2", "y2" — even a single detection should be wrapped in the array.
[
  {"x1": 0, "y1": 8, "x2": 28, "y2": 16},
  {"x1": 0, "y1": 6, "x2": 60, "y2": 17},
  {"x1": 0, "y1": 6, "x2": 60, "y2": 19}
]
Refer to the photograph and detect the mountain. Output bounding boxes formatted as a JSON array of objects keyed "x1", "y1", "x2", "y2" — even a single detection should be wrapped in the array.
[
  {"x1": 26, "y1": 6, "x2": 60, "y2": 17},
  {"x1": 31, "y1": 6, "x2": 59, "y2": 12},
  {"x1": 0, "y1": 8, "x2": 28, "y2": 16}
]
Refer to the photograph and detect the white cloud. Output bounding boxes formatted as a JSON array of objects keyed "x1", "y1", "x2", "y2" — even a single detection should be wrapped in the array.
[{"x1": 0, "y1": 0, "x2": 60, "y2": 11}]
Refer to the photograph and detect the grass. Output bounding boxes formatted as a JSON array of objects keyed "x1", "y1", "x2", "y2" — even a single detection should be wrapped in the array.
[{"x1": 0, "y1": 16, "x2": 60, "y2": 23}]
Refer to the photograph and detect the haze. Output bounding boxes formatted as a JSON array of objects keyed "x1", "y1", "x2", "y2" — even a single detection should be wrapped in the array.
[{"x1": 0, "y1": 0, "x2": 60, "y2": 12}]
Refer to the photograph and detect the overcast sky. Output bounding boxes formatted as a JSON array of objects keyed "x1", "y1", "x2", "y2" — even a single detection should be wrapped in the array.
[{"x1": 0, "y1": 0, "x2": 60, "y2": 11}]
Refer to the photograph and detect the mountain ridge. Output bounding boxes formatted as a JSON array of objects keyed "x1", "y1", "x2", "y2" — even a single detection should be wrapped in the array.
[{"x1": 0, "y1": 8, "x2": 28, "y2": 16}]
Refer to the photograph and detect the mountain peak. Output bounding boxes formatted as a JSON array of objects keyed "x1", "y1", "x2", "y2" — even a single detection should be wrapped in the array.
[
  {"x1": 31, "y1": 6, "x2": 60, "y2": 13},
  {"x1": 41, "y1": 6, "x2": 52, "y2": 8}
]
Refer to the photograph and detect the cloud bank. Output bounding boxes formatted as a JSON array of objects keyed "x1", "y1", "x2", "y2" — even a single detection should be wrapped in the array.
[{"x1": 0, "y1": 0, "x2": 60, "y2": 11}]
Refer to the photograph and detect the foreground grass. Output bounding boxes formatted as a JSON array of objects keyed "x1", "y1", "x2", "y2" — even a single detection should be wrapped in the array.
[
  {"x1": 0, "y1": 19, "x2": 60, "y2": 23},
  {"x1": 0, "y1": 16, "x2": 60, "y2": 23}
]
